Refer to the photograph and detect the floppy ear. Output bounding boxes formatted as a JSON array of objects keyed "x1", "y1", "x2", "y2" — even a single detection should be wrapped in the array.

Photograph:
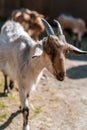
[
  {"x1": 12, "y1": 10, "x2": 22, "y2": 21},
  {"x1": 32, "y1": 44, "x2": 43, "y2": 58},
  {"x1": 67, "y1": 44, "x2": 87, "y2": 54}
]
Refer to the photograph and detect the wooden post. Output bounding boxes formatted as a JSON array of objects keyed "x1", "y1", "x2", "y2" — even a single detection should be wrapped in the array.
[{"x1": 20, "y1": 0, "x2": 25, "y2": 8}]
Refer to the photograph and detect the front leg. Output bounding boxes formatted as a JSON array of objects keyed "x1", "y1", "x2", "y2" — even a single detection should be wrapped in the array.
[
  {"x1": 19, "y1": 86, "x2": 30, "y2": 130},
  {"x1": 22, "y1": 107, "x2": 30, "y2": 130}
]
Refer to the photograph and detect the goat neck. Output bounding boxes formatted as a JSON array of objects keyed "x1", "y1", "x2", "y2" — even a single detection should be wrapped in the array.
[{"x1": 30, "y1": 41, "x2": 53, "y2": 77}]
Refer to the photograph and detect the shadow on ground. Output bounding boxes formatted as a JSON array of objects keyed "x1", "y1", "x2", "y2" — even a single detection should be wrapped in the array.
[
  {"x1": 0, "y1": 110, "x2": 21, "y2": 130},
  {"x1": 0, "y1": 92, "x2": 5, "y2": 98},
  {"x1": 67, "y1": 64, "x2": 87, "y2": 79}
]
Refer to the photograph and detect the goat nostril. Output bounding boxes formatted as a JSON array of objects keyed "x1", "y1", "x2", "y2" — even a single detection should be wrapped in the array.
[
  {"x1": 59, "y1": 73, "x2": 64, "y2": 78},
  {"x1": 54, "y1": 71, "x2": 65, "y2": 81}
]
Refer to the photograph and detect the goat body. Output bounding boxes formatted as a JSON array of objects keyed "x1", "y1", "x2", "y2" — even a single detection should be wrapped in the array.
[
  {"x1": 3, "y1": 8, "x2": 45, "y2": 94},
  {"x1": 0, "y1": 20, "x2": 45, "y2": 85},
  {"x1": 58, "y1": 14, "x2": 86, "y2": 35}
]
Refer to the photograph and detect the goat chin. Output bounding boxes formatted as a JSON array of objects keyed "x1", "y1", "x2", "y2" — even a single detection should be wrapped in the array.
[
  {"x1": 54, "y1": 74, "x2": 65, "y2": 81},
  {"x1": 56, "y1": 76, "x2": 65, "y2": 81}
]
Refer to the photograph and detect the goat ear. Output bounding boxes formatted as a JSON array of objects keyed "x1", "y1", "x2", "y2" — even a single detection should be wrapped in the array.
[
  {"x1": 67, "y1": 44, "x2": 87, "y2": 54},
  {"x1": 12, "y1": 10, "x2": 22, "y2": 21},
  {"x1": 32, "y1": 44, "x2": 43, "y2": 58}
]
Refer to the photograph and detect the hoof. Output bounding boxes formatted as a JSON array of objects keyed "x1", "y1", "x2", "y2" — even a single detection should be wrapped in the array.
[{"x1": 4, "y1": 89, "x2": 10, "y2": 96}]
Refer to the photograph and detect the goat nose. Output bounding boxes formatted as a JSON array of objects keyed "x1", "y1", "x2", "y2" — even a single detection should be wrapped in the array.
[
  {"x1": 58, "y1": 72, "x2": 65, "y2": 81},
  {"x1": 59, "y1": 72, "x2": 65, "y2": 78}
]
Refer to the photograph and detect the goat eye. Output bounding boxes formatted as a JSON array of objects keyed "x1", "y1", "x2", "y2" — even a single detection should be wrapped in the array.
[
  {"x1": 65, "y1": 51, "x2": 67, "y2": 55},
  {"x1": 64, "y1": 50, "x2": 68, "y2": 55},
  {"x1": 55, "y1": 39, "x2": 58, "y2": 42},
  {"x1": 67, "y1": 50, "x2": 70, "y2": 53}
]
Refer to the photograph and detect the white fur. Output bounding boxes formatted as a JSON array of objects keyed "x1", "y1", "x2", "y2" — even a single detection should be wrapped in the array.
[
  {"x1": 31, "y1": 70, "x2": 43, "y2": 91},
  {"x1": 25, "y1": 98, "x2": 28, "y2": 108},
  {"x1": 0, "y1": 20, "x2": 36, "y2": 47},
  {"x1": 23, "y1": 124, "x2": 30, "y2": 130}
]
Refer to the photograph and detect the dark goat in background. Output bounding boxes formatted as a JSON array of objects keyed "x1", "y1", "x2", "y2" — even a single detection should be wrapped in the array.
[{"x1": 58, "y1": 14, "x2": 87, "y2": 48}]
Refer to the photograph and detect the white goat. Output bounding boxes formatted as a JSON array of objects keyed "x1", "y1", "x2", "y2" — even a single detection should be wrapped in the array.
[
  {"x1": 0, "y1": 19, "x2": 87, "y2": 130},
  {"x1": 3, "y1": 8, "x2": 45, "y2": 95}
]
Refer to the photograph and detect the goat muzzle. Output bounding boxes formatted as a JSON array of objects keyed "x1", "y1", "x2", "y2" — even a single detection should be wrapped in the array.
[{"x1": 55, "y1": 72, "x2": 65, "y2": 81}]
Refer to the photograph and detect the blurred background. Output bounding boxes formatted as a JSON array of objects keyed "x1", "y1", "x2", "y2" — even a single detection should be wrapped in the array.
[
  {"x1": 0, "y1": 0, "x2": 87, "y2": 24},
  {"x1": 0, "y1": 0, "x2": 87, "y2": 48}
]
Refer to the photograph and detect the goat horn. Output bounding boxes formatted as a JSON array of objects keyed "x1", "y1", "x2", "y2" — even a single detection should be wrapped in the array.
[
  {"x1": 67, "y1": 44, "x2": 87, "y2": 54},
  {"x1": 54, "y1": 19, "x2": 63, "y2": 36},
  {"x1": 41, "y1": 18, "x2": 55, "y2": 35}
]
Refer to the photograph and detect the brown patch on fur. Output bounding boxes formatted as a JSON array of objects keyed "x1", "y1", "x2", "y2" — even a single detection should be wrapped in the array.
[{"x1": 11, "y1": 8, "x2": 45, "y2": 40}]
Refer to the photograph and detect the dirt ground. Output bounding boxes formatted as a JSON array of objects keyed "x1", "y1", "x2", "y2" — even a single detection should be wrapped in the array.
[{"x1": 0, "y1": 53, "x2": 87, "y2": 130}]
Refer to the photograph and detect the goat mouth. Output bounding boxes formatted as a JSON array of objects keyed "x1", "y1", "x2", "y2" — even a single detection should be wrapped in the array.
[
  {"x1": 54, "y1": 73, "x2": 65, "y2": 81},
  {"x1": 56, "y1": 76, "x2": 65, "y2": 81}
]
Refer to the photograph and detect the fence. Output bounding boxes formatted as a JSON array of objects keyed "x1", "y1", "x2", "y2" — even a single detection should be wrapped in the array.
[{"x1": 0, "y1": 0, "x2": 87, "y2": 24}]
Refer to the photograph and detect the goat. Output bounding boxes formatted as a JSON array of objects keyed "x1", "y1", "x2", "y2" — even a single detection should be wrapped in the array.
[
  {"x1": 11, "y1": 8, "x2": 45, "y2": 41},
  {"x1": 0, "y1": 18, "x2": 87, "y2": 130},
  {"x1": 3, "y1": 8, "x2": 45, "y2": 95},
  {"x1": 58, "y1": 14, "x2": 87, "y2": 48}
]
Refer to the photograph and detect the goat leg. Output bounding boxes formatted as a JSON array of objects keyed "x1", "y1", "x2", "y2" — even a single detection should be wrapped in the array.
[
  {"x1": 9, "y1": 80, "x2": 14, "y2": 89},
  {"x1": 22, "y1": 107, "x2": 30, "y2": 130},
  {"x1": 19, "y1": 85, "x2": 30, "y2": 130},
  {"x1": 3, "y1": 74, "x2": 9, "y2": 96}
]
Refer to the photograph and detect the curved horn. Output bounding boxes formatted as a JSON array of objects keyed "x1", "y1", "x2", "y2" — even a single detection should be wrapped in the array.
[
  {"x1": 68, "y1": 44, "x2": 87, "y2": 54},
  {"x1": 54, "y1": 19, "x2": 63, "y2": 35},
  {"x1": 41, "y1": 18, "x2": 55, "y2": 35}
]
